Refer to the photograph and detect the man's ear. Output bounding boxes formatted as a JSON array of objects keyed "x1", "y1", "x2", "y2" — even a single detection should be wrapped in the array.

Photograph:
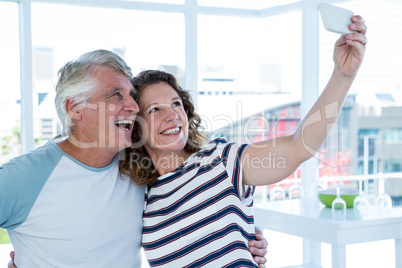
[{"x1": 65, "y1": 99, "x2": 82, "y2": 121}]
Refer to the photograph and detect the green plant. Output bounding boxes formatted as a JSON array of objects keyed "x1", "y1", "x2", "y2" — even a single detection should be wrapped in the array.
[
  {"x1": 0, "y1": 228, "x2": 11, "y2": 244},
  {"x1": 0, "y1": 125, "x2": 21, "y2": 165}
]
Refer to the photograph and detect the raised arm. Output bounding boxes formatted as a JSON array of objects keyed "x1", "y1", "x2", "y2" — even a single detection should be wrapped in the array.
[{"x1": 243, "y1": 15, "x2": 367, "y2": 186}]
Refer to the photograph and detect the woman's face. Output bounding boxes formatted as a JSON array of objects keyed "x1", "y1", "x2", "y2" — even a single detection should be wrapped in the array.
[{"x1": 138, "y1": 82, "x2": 189, "y2": 155}]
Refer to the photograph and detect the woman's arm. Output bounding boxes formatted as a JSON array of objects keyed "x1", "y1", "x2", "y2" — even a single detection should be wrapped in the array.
[{"x1": 243, "y1": 16, "x2": 367, "y2": 186}]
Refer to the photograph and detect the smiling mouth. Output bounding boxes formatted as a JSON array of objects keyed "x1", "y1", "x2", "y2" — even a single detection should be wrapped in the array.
[
  {"x1": 114, "y1": 120, "x2": 133, "y2": 131},
  {"x1": 161, "y1": 127, "x2": 180, "y2": 135}
]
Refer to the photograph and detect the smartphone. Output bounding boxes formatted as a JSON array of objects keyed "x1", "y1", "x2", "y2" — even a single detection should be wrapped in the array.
[{"x1": 319, "y1": 3, "x2": 357, "y2": 35}]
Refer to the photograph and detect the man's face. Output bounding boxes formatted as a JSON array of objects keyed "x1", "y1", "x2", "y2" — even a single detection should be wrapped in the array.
[{"x1": 76, "y1": 66, "x2": 139, "y2": 154}]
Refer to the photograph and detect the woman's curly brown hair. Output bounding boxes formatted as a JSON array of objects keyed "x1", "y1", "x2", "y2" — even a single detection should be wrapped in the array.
[{"x1": 119, "y1": 70, "x2": 208, "y2": 186}]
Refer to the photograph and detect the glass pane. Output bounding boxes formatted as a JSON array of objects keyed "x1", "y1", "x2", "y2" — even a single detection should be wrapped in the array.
[
  {"x1": 198, "y1": 12, "x2": 301, "y2": 137},
  {"x1": 198, "y1": 0, "x2": 299, "y2": 10},
  {"x1": 384, "y1": 128, "x2": 402, "y2": 144},
  {"x1": 319, "y1": 0, "x2": 402, "y2": 179},
  {"x1": 198, "y1": 12, "x2": 302, "y2": 207},
  {"x1": 31, "y1": 3, "x2": 184, "y2": 146},
  {"x1": 198, "y1": 15, "x2": 262, "y2": 135},
  {"x1": 0, "y1": 2, "x2": 20, "y2": 165}
]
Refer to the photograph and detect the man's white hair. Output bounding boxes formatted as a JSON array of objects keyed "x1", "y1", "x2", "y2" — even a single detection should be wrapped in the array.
[{"x1": 54, "y1": 49, "x2": 133, "y2": 136}]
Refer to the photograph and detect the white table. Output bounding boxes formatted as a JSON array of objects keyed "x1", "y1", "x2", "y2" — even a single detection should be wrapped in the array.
[{"x1": 254, "y1": 199, "x2": 402, "y2": 268}]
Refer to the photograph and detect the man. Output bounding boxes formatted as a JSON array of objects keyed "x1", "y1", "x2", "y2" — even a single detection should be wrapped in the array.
[
  {"x1": 1, "y1": 50, "x2": 267, "y2": 267},
  {"x1": 0, "y1": 50, "x2": 145, "y2": 267}
]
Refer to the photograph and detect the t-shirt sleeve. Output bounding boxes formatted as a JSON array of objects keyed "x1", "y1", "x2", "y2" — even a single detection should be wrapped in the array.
[
  {"x1": 0, "y1": 158, "x2": 37, "y2": 229},
  {"x1": 0, "y1": 145, "x2": 61, "y2": 229},
  {"x1": 212, "y1": 139, "x2": 255, "y2": 204}
]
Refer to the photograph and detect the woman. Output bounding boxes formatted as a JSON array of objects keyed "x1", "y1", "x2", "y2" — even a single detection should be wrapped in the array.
[{"x1": 120, "y1": 15, "x2": 367, "y2": 268}]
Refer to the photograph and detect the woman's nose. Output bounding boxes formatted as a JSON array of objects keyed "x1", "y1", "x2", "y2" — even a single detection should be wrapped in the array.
[{"x1": 164, "y1": 107, "x2": 178, "y2": 121}]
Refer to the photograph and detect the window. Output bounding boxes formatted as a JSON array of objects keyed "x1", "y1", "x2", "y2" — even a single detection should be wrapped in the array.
[
  {"x1": 0, "y1": 2, "x2": 20, "y2": 165},
  {"x1": 318, "y1": 0, "x2": 402, "y2": 177},
  {"x1": 358, "y1": 129, "x2": 380, "y2": 139},
  {"x1": 31, "y1": 3, "x2": 185, "y2": 146},
  {"x1": 384, "y1": 160, "x2": 402, "y2": 173},
  {"x1": 198, "y1": 12, "x2": 302, "y2": 142},
  {"x1": 384, "y1": 128, "x2": 402, "y2": 143}
]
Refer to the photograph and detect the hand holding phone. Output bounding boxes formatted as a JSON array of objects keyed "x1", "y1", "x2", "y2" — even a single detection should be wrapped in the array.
[{"x1": 319, "y1": 3, "x2": 357, "y2": 35}]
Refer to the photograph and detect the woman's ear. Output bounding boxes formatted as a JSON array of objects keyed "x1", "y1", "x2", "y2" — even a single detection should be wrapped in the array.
[{"x1": 65, "y1": 99, "x2": 82, "y2": 121}]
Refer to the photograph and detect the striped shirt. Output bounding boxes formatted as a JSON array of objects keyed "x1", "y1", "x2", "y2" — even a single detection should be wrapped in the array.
[{"x1": 142, "y1": 139, "x2": 257, "y2": 267}]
